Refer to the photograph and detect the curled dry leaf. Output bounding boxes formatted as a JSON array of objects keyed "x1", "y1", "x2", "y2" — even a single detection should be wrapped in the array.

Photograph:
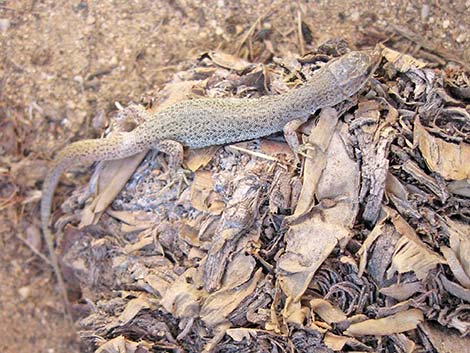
[
  {"x1": 185, "y1": 146, "x2": 220, "y2": 172},
  {"x1": 81, "y1": 152, "x2": 147, "y2": 227},
  {"x1": 201, "y1": 268, "x2": 263, "y2": 327},
  {"x1": 190, "y1": 170, "x2": 224, "y2": 214},
  {"x1": 344, "y1": 309, "x2": 424, "y2": 336},
  {"x1": 160, "y1": 269, "x2": 202, "y2": 319},
  {"x1": 440, "y1": 218, "x2": 470, "y2": 288},
  {"x1": 278, "y1": 109, "x2": 360, "y2": 315},
  {"x1": 202, "y1": 51, "x2": 255, "y2": 72},
  {"x1": 225, "y1": 328, "x2": 259, "y2": 342},
  {"x1": 440, "y1": 275, "x2": 470, "y2": 302},
  {"x1": 387, "y1": 207, "x2": 446, "y2": 280},
  {"x1": 382, "y1": 46, "x2": 427, "y2": 72},
  {"x1": 414, "y1": 117, "x2": 470, "y2": 181},
  {"x1": 421, "y1": 321, "x2": 470, "y2": 353},
  {"x1": 105, "y1": 296, "x2": 152, "y2": 331},
  {"x1": 95, "y1": 335, "x2": 151, "y2": 353},
  {"x1": 310, "y1": 298, "x2": 347, "y2": 324}
]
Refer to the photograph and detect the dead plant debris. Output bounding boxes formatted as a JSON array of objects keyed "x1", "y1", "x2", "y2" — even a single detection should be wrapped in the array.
[{"x1": 13, "y1": 40, "x2": 470, "y2": 352}]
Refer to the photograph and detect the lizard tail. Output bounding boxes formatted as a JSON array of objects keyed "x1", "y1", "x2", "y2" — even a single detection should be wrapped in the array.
[
  {"x1": 40, "y1": 159, "x2": 73, "y2": 320},
  {"x1": 40, "y1": 133, "x2": 143, "y2": 320}
]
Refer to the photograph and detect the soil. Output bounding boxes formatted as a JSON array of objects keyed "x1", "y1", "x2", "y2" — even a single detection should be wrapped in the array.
[{"x1": 0, "y1": 1, "x2": 468, "y2": 352}]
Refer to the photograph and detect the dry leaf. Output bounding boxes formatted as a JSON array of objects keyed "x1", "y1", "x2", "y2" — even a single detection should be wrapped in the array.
[
  {"x1": 105, "y1": 296, "x2": 151, "y2": 331},
  {"x1": 81, "y1": 151, "x2": 147, "y2": 226},
  {"x1": 259, "y1": 140, "x2": 294, "y2": 159},
  {"x1": 448, "y1": 179, "x2": 470, "y2": 197},
  {"x1": 422, "y1": 321, "x2": 470, "y2": 353},
  {"x1": 226, "y1": 328, "x2": 259, "y2": 342},
  {"x1": 345, "y1": 309, "x2": 424, "y2": 336},
  {"x1": 387, "y1": 207, "x2": 446, "y2": 280},
  {"x1": 323, "y1": 333, "x2": 370, "y2": 352},
  {"x1": 94, "y1": 335, "x2": 151, "y2": 353},
  {"x1": 414, "y1": 117, "x2": 470, "y2": 180},
  {"x1": 379, "y1": 282, "x2": 423, "y2": 301},
  {"x1": 440, "y1": 218, "x2": 470, "y2": 288},
  {"x1": 190, "y1": 170, "x2": 213, "y2": 212},
  {"x1": 440, "y1": 275, "x2": 470, "y2": 302},
  {"x1": 310, "y1": 299, "x2": 347, "y2": 324},
  {"x1": 201, "y1": 268, "x2": 262, "y2": 327},
  {"x1": 185, "y1": 146, "x2": 220, "y2": 172},
  {"x1": 382, "y1": 46, "x2": 427, "y2": 72},
  {"x1": 278, "y1": 111, "x2": 359, "y2": 307},
  {"x1": 204, "y1": 51, "x2": 254, "y2": 72},
  {"x1": 160, "y1": 269, "x2": 202, "y2": 319}
]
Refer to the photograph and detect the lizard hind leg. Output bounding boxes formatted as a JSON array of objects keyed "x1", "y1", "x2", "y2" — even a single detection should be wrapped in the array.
[
  {"x1": 152, "y1": 139, "x2": 184, "y2": 173},
  {"x1": 151, "y1": 139, "x2": 186, "y2": 195}
]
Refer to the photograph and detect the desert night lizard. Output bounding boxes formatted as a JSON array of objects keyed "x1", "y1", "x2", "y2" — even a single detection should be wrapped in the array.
[{"x1": 40, "y1": 50, "x2": 379, "y2": 318}]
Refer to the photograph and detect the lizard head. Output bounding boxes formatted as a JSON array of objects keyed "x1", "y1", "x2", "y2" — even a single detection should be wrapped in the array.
[{"x1": 328, "y1": 50, "x2": 381, "y2": 97}]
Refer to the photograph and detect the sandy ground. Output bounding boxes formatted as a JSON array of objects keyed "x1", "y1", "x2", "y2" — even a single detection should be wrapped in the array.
[{"x1": 0, "y1": 0, "x2": 468, "y2": 351}]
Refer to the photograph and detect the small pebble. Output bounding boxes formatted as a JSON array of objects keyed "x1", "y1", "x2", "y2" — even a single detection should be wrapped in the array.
[
  {"x1": 456, "y1": 33, "x2": 467, "y2": 43},
  {"x1": 421, "y1": 5, "x2": 429, "y2": 22},
  {"x1": 350, "y1": 11, "x2": 360, "y2": 22},
  {"x1": 18, "y1": 286, "x2": 31, "y2": 300},
  {"x1": 0, "y1": 18, "x2": 10, "y2": 32},
  {"x1": 442, "y1": 19, "x2": 450, "y2": 29}
]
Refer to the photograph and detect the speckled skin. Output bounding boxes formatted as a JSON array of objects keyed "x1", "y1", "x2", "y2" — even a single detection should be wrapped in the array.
[{"x1": 40, "y1": 50, "x2": 378, "y2": 314}]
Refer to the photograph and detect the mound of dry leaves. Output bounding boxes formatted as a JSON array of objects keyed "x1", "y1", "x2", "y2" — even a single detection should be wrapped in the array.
[{"x1": 47, "y1": 42, "x2": 470, "y2": 352}]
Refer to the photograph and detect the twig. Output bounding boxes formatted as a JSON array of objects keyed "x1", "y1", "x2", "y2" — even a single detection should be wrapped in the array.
[
  {"x1": 16, "y1": 233, "x2": 54, "y2": 266},
  {"x1": 296, "y1": 9, "x2": 305, "y2": 56},
  {"x1": 391, "y1": 24, "x2": 470, "y2": 71},
  {"x1": 235, "y1": 4, "x2": 278, "y2": 57}
]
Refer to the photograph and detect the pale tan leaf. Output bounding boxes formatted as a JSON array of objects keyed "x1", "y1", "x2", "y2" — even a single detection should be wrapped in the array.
[
  {"x1": 94, "y1": 336, "x2": 152, "y2": 353},
  {"x1": 382, "y1": 46, "x2": 427, "y2": 72},
  {"x1": 185, "y1": 146, "x2": 220, "y2": 172},
  {"x1": 226, "y1": 328, "x2": 259, "y2": 342},
  {"x1": 345, "y1": 309, "x2": 424, "y2": 336},
  {"x1": 441, "y1": 218, "x2": 470, "y2": 288},
  {"x1": 278, "y1": 116, "x2": 359, "y2": 307},
  {"x1": 440, "y1": 275, "x2": 470, "y2": 302},
  {"x1": 95, "y1": 335, "x2": 137, "y2": 353},
  {"x1": 160, "y1": 268, "x2": 203, "y2": 319},
  {"x1": 105, "y1": 296, "x2": 151, "y2": 331},
  {"x1": 289, "y1": 108, "x2": 339, "y2": 218},
  {"x1": 323, "y1": 333, "x2": 349, "y2": 351},
  {"x1": 283, "y1": 300, "x2": 310, "y2": 326},
  {"x1": 323, "y1": 333, "x2": 370, "y2": 352},
  {"x1": 81, "y1": 151, "x2": 147, "y2": 227},
  {"x1": 189, "y1": 169, "x2": 224, "y2": 215},
  {"x1": 414, "y1": 117, "x2": 470, "y2": 180},
  {"x1": 441, "y1": 247, "x2": 470, "y2": 288},
  {"x1": 379, "y1": 281, "x2": 423, "y2": 301},
  {"x1": 201, "y1": 268, "x2": 262, "y2": 327},
  {"x1": 386, "y1": 207, "x2": 446, "y2": 280},
  {"x1": 205, "y1": 51, "x2": 254, "y2": 72},
  {"x1": 310, "y1": 299, "x2": 347, "y2": 324},
  {"x1": 388, "y1": 236, "x2": 446, "y2": 280},
  {"x1": 422, "y1": 321, "x2": 470, "y2": 353}
]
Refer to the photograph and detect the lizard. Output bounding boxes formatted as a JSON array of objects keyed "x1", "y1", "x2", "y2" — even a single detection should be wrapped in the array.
[{"x1": 40, "y1": 50, "x2": 380, "y2": 318}]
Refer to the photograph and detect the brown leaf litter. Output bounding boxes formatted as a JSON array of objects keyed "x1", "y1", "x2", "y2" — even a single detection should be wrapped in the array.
[{"x1": 40, "y1": 42, "x2": 470, "y2": 352}]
